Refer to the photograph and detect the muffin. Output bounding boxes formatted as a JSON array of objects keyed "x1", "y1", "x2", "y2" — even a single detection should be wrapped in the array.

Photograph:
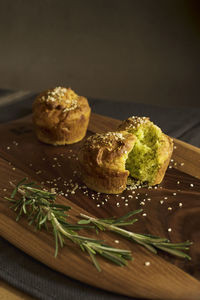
[
  {"x1": 32, "y1": 87, "x2": 91, "y2": 145},
  {"x1": 79, "y1": 116, "x2": 173, "y2": 194},
  {"x1": 118, "y1": 116, "x2": 173, "y2": 186},
  {"x1": 78, "y1": 131, "x2": 137, "y2": 194}
]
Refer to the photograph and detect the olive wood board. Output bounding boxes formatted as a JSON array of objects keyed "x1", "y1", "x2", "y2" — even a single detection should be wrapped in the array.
[{"x1": 0, "y1": 113, "x2": 200, "y2": 300}]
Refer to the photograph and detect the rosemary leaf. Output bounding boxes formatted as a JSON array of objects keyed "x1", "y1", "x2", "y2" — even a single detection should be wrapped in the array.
[
  {"x1": 79, "y1": 212, "x2": 192, "y2": 260},
  {"x1": 6, "y1": 179, "x2": 132, "y2": 271}
]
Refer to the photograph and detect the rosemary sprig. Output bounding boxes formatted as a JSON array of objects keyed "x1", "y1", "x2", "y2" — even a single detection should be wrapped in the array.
[
  {"x1": 5, "y1": 179, "x2": 132, "y2": 271},
  {"x1": 79, "y1": 210, "x2": 192, "y2": 260}
]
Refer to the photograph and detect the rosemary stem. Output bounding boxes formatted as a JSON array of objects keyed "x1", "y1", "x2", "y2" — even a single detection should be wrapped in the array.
[{"x1": 80, "y1": 213, "x2": 133, "y2": 239}]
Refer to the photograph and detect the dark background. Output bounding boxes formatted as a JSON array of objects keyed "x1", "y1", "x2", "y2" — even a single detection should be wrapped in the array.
[{"x1": 0, "y1": 0, "x2": 200, "y2": 107}]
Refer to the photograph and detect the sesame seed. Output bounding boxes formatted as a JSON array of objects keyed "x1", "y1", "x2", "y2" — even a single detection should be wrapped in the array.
[
  {"x1": 3, "y1": 188, "x2": 7, "y2": 192},
  {"x1": 7, "y1": 146, "x2": 10, "y2": 150},
  {"x1": 168, "y1": 207, "x2": 172, "y2": 211},
  {"x1": 173, "y1": 192, "x2": 177, "y2": 196},
  {"x1": 168, "y1": 228, "x2": 172, "y2": 232},
  {"x1": 115, "y1": 240, "x2": 119, "y2": 244},
  {"x1": 177, "y1": 181, "x2": 180, "y2": 184},
  {"x1": 160, "y1": 200, "x2": 164, "y2": 204},
  {"x1": 164, "y1": 197, "x2": 168, "y2": 200},
  {"x1": 180, "y1": 162, "x2": 184, "y2": 166},
  {"x1": 145, "y1": 261, "x2": 150, "y2": 266},
  {"x1": 190, "y1": 183, "x2": 194, "y2": 187},
  {"x1": 97, "y1": 204, "x2": 100, "y2": 207},
  {"x1": 142, "y1": 213, "x2": 147, "y2": 217},
  {"x1": 179, "y1": 202, "x2": 183, "y2": 207}
]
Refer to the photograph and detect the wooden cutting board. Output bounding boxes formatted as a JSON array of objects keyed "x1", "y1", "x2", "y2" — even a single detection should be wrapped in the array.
[{"x1": 0, "y1": 113, "x2": 200, "y2": 300}]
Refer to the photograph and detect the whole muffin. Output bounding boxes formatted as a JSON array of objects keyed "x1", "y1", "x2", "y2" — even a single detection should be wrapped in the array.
[
  {"x1": 118, "y1": 116, "x2": 173, "y2": 186},
  {"x1": 32, "y1": 87, "x2": 91, "y2": 145},
  {"x1": 78, "y1": 131, "x2": 136, "y2": 194}
]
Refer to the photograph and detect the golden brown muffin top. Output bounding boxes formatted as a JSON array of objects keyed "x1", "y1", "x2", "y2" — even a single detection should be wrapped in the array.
[
  {"x1": 79, "y1": 131, "x2": 136, "y2": 172},
  {"x1": 35, "y1": 87, "x2": 79, "y2": 111},
  {"x1": 118, "y1": 116, "x2": 150, "y2": 131}
]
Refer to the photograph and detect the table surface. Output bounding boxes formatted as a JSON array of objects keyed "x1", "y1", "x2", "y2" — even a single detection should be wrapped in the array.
[{"x1": 0, "y1": 89, "x2": 199, "y2": 300}]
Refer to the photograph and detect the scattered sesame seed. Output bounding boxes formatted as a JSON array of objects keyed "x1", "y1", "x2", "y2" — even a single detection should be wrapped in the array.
[
  {"x1": 164, "y1": 197, "x2": 168, "y2": 200},
  {"x1": 116, "y1": 202, "x2": 120, "y2": 207},
  {"x1": 180, "y1": 162, "x2": 184, "y2": 166},
  {"x1": 12, "y1": 167, "x2": 16, "y2": 171},
  {"x1": 115, "y1": 240, "x2": 119, "y2": 244},
  {"x1": 142, "y1": 213, "x2": 147, "y2": 217},
  {"x1": 3, "y1": 188, "x2": 7, "y2": 192},
  {"x1": 145, "y1": 261, "x2": 150, "y2": 266},
  {"x1": 179, "y1": 202, "x2": 183, "y2": 207},
  {"x1": 173, "y1": 192, "x2": 177, "y2": 196},
  {"x1": 168, "y1": 228, "x2": 172, "y2": 232},
  {"x1": 177, "y1": 181, "x2": 180, "y2": 184},
  {"x1": 160, "y1": 200, "x2": 164, "y2": 204},
  {"x1": 140, "y1": 201, "x2": 145, "y2": 206},
  {"x1": 168, "y1": 207, "x2": 172, "y2": 211},
  {"x1": 125, "y1": 203, "x2": 129, "y2": 206},
  {"x1": 97, "y1": 204, "x2": 100, "y2": 207},
  {"x1": 7, "y1": 146, "x2": 10, "y2": 150},
  {"x1": 190, "y1": 183, "x2": 194, "y2": 187}
]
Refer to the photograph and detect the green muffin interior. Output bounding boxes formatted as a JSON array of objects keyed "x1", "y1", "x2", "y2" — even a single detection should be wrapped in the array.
[{"x1": 125, "y1": 123, "x2": 163, "y2": 184}]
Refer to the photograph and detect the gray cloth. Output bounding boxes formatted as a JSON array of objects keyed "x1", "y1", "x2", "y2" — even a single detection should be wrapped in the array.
[{"x1": 0, "y1": 89, "x2": 199, "y2": 300}]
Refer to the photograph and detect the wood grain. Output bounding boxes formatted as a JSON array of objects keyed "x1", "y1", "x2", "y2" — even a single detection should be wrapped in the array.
[
  {"x1": 0, "y1": 113, "x2": 200, "y2": 300},
  {"x1": 0, "y1": 280, "x2": 34, "y2": 300}
]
